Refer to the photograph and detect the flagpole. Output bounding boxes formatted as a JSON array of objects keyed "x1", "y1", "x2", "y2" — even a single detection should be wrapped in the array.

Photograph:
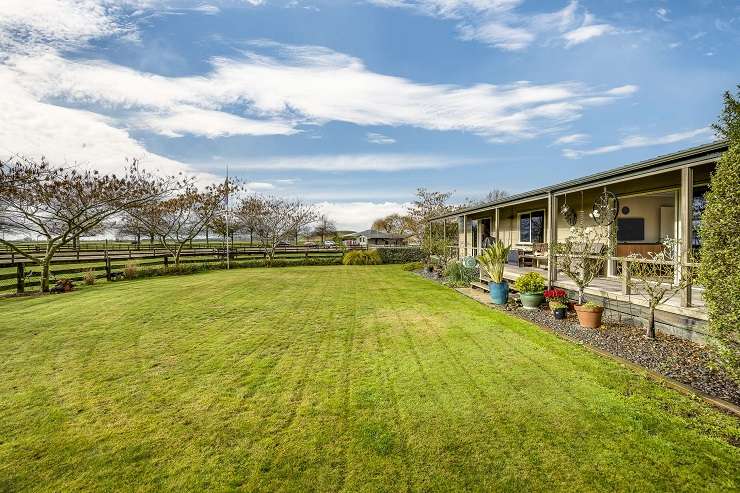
[{"x1": 226, "y1": 164, "x2": 230, "y2": 270}]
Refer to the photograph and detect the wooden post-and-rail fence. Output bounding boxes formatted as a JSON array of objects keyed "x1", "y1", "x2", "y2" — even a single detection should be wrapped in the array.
[{"x1": 0, "y1": 246, "x2": 346, "y2": 295}]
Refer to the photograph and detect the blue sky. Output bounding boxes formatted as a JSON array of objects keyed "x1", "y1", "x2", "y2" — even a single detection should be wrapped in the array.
[{"x1": 1, "y1": 0, "x2": 738, "y2": 230}]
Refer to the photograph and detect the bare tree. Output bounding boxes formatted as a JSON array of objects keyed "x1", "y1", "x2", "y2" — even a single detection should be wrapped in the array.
[
  {"x1": 463, "y1": 189, "x2": 510, "y2": 207},
  {"x1": 372, "y1": 213, "x2": 410, "y2": 235},
  {"x1": 236, "y1": 196, "x2": 317, "y2": 265},
  {"x1": 132, "y1": 182, "x2": 230, "y2": 267},
  {"x1": 116, "y1": 214, "x2": 157, "y2": 245},
  {"x1": 313, "y1": 214, "x2": 336, "y2": 243},
  {"x1": 555, "y1": 224, "x2": 613, "y2": 305},
  {"x1": 0, "y1": 157, "x2": 178, "y2": 291},
  {"x1": 625, "y1": 238, "x2": 696, "y2": 339}
]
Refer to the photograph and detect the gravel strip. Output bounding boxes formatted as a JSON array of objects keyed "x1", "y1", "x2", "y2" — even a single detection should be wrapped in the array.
[{"x1": 414, "y1": 270, "x2": 740, "y2": 405}]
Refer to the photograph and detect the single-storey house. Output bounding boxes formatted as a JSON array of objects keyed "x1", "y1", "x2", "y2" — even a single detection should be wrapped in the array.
[
  {"x1": 429, "y1": 140, "x2": 728, "y2": 342},
  {"x1": 343, "y1": 229, "x2": 407, "y2": 247}
]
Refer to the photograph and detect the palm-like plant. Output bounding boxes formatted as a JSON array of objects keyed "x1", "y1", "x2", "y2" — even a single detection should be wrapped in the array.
[{"x1": 477, "y1": 240, "x2": 511, "y2": 283}]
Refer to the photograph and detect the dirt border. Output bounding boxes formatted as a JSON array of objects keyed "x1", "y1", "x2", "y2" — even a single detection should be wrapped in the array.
[{"x1": 453, "y1": 287, "x2": 740, "y2": 418}]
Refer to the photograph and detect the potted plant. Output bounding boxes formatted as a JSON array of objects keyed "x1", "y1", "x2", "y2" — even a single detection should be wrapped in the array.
[
  {"x1": 574, "y1": 301, "x2": 604, "y2": 328},
  {"x1": 477, "y1": 240, "x2": 512, "y2": 305},
  {"x1": 513, "y1": 271, "x2": 546, "y2": 309},
  {"x1": 550, "y1": 301, "x2": 567, "y2": 320},
  {"x1": 555, "y1": 223, "x2": 612, "y2": 327},
  {"x1": 544, "y1": 288, "x2": 568, "y2": 318}
]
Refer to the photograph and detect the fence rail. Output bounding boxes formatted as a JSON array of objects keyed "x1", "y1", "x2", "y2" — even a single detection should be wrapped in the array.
[{"x1": 0, "y1": 247, "x2": 346, "y2": 295}]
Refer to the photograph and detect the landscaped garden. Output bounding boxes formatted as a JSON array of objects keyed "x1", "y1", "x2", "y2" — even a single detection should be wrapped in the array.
[{"x1": 1, "y1": 265, "x2": 737, "y2": 491}]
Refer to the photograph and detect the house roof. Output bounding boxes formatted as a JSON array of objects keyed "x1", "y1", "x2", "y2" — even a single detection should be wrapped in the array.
[
  {"x1": 430, "y1": 140, "x2": 728, "y2": 221},
  {"x1": 350, "y1": 229, "x2": 407, "y2": 239}
]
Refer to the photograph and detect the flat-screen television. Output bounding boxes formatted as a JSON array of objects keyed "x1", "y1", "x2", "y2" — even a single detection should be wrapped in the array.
[{"x1": 617, "y1": 218, "x2": 645, "y2": 242}]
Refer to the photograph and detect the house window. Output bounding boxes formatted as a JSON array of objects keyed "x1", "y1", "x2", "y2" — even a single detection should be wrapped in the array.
[{"x1": 519, "y1": 210, "x2": 545, "y2": 243}]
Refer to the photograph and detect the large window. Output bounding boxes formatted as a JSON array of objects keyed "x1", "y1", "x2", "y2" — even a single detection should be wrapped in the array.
[{"x1": 519, "y1": 210, "x2": 545, "y2": 243}]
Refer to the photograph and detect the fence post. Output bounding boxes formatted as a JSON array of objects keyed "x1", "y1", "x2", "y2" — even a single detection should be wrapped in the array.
[
  {"x1": 16, "y1": 262, "x2": 25, "y2": 294},
  {"x1": 621, "y1": 258, "x2": 630, "y2": 295},
  {"x1": 105, "y1": 256, "x2": 112, "y2": 281},
  {"x1": 163, "y1": 255, "x2": 169, "y2": 271}
]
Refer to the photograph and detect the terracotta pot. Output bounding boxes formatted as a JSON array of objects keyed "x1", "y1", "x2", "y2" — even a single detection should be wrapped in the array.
[{"x1": 574, "y1": 304, "x2": 604, "y2": 328}]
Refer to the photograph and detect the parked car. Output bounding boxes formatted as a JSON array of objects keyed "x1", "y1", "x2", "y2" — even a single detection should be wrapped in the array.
[
  {"x1": 276, "y1": 241, "x2": 291, "y2": 247},
  {"x1": 324, "y1": 240, "x2": 336, "y2": 247},
  {"x1": 303, "y1": 241, "x2": 317, "y2": 247}
]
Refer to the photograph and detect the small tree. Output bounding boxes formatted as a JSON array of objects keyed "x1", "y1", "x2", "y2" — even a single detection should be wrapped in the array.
[
  {"x1": 555, "y1": 224, "x2": 612, "y2": 305},
  {"x1": 700, "y1": 85, "x2": 740, "y2": 380},
  {"x1": 0, "y1": 157, "x2": 177, "y2": 291},
  {"x1": 313, "y1": 215, "x2": 336, "y2": 243},
  {"x1": 133, "y1": 183, "x2": 230, "y2": 268},
  {"x1": 626, "y1": 238, "x2": 696, "y2": 339},
  {"x1": 235, "y1": 196, "x2": 317, "y2": 265}
]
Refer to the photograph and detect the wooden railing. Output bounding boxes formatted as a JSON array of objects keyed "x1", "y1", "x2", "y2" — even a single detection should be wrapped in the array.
[{"x1": 0, "y1": 247, "x2": 346, "y2": 294}]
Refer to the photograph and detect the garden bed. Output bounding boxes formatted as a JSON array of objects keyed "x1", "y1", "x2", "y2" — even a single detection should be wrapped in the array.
[{"x1": 415, "y1": 270, "x2": 740, "y2": 406}]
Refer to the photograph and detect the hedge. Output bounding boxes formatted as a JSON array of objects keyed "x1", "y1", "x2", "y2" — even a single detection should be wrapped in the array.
[
  {"x1": 375, "y1": 247, "x2": 425, "y2": 264},
  {"x1": 342, "y1": 250, "x2": 382, "y2": 265}
]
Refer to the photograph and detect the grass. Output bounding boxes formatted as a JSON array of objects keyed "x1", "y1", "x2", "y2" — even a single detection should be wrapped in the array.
[{"x1": 0, "y1": 265, "x2": 737, "y2": 492}]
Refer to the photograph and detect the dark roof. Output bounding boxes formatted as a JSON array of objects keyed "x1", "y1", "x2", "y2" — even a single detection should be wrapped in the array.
[
  {"x1": 430, "y1": 140, "x2": 728, "y2": 221},
  {"x1": 353, "y1": 229, "x2": 406, "y2": 239}
]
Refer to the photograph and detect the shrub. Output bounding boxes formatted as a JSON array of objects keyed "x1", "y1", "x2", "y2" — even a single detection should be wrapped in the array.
[
  {"x1": 375, "y1": 247, "x2": 424, "y2": 264},
  {"x1": 124, "y1": 261, "x2": 139, "y2": 279},
  {"x1": 444, "y1": 260, "x2": 477, "y2": 287},
  {"x1": 342, "y1": 250, "x2": 382, "y2": 265},
  {"x1": 700, "y1": 132, "x2": 740, "y2": 380},
  {"x1": 549, "y1": 301, "x2": 566, "y2": 309},
  {"x1": 513, "y1": 272, "x2": 546, "y2": 294},
  {"x1": 581, "y1": 301, "x2": 603, "y2": 311},
  {"x1": 401, "y1": 261, "x2": 424, "y2": 271},
  {"x1": 82, "y1": 269, "x2": 96, "y2": 285},
  {"x1": 50, "y1": 278, "x2": 74, "y2": 293}
]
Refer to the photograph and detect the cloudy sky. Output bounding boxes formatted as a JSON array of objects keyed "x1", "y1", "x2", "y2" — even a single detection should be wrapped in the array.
[{"x1": 1, "y1": 0, "x2": 738, "y2": 230}]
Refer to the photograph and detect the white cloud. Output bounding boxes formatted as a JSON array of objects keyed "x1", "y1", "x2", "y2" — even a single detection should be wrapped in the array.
[
  {"x1": 0, "y1": 70, "x2": 215, "y2": 182},
  {"x1": 225, "y1": 153, "x2": 480, "y2": 172},
  {"x1": 0, "y1": 0, "x2": 124, "y2": 53},
  {"x1": 563, "y1": 22, "x2": 614, "y2": 47},
  {"x1": 373, "y1": 0, "x2": 616, "y2": 51},
  {"x1": 5, "y1": 45, "x2": 638, "y2": 143},
  {"x1": 315, "y1": 201, "x2": 411, "y2": 231},
  {"x1": 136, "y1": 106, "x2": 299, "y2": 138},
  {"x1": 366, "y1": 132, "x2": 396, "y2": 144},
  {"x1": 245, "y1": 181, "x2": 275, "y2": 190},
  {"x1": 553, "y1": 133, "x2": 589, "y2": 145},
  {"x1": 562, "y1": 128, "x2": 714, "y2": 159},
  {"x1": 191, "y1": 4, "x2": 221, "y2": 14},
  {"x1": 656, "y1": 8, "x2": 670, "y2": 22}
]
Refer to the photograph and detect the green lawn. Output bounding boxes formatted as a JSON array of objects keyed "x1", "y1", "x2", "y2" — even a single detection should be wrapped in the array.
[{"x1": 0, "y1": 266, "x2": 737, "y2": 492}]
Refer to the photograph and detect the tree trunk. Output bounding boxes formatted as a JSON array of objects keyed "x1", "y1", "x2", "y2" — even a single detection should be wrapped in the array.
[
  {"x1": 41, "y1": 262, "x2": 50, "y2": 293},
  {"x1": 646, "y1": 307, "x2": 656, "y2": 339},
  {"x1": 175, "y1": 244, "x2": 184, "y2": 268},
  {"x1": 577, "y1": 288, "x2": 585, "y2": 305}
]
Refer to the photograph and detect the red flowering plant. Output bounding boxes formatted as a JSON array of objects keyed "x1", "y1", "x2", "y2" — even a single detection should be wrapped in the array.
[{"x1": 544, "y1": 289, "x2": 568, "y2": 308}]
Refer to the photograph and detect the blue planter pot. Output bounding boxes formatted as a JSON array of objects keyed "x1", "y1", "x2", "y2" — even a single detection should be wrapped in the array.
[
  {"x1": 520, "y1": 292, "x2": 544, "y2": 310},
  {"x1": 488, "y1": 280, "x2": 509, "y2": 305}
]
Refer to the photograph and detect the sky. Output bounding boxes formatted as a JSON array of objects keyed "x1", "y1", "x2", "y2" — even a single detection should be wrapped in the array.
[{"x1": 1, "y1": 0, "x2": 738, "y2": 231}]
